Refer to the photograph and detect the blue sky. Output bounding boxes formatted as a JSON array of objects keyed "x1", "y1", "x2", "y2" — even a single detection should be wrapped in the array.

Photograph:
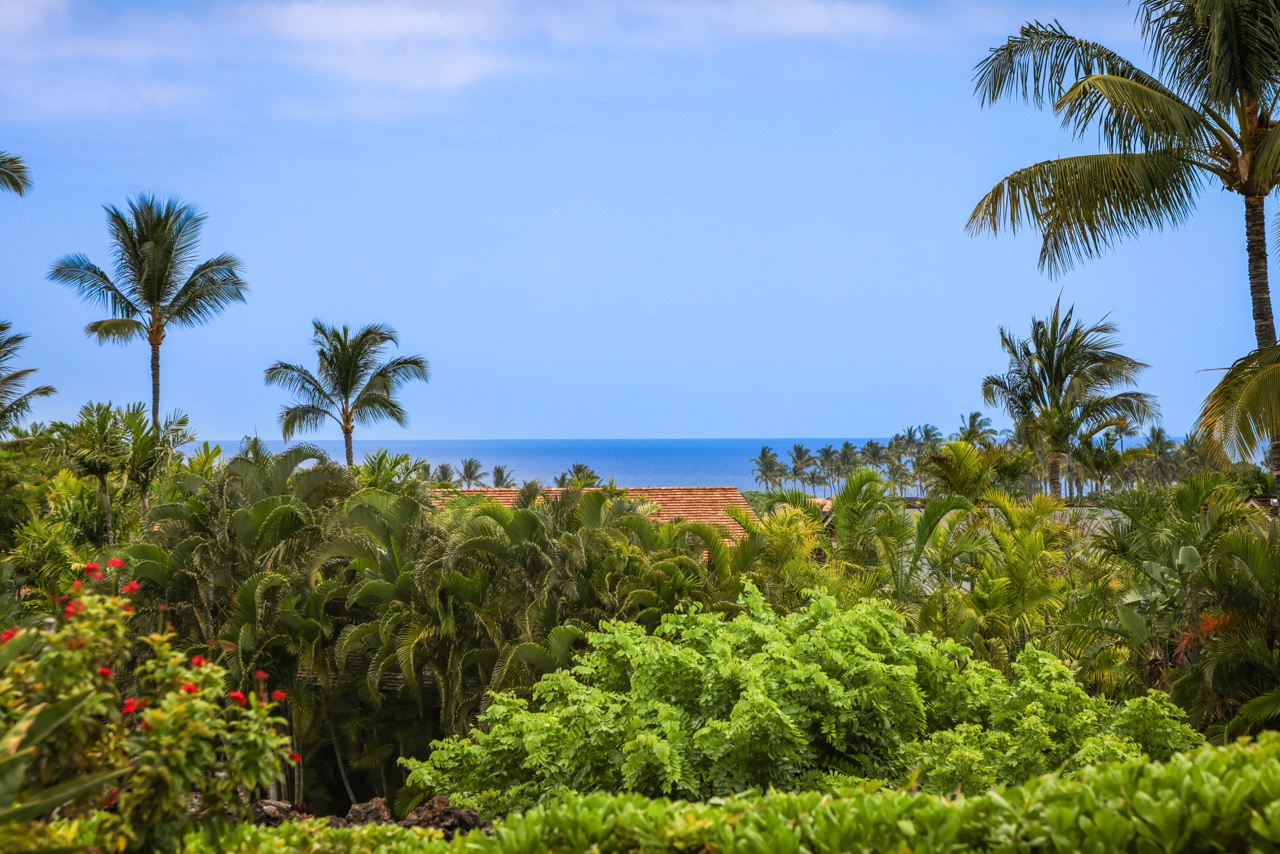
[{"x1": 0, "y1": 0, "x2": 1258, "y2": 441}]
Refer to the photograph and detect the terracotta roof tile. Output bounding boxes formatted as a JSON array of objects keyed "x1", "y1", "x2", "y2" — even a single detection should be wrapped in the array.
[{"x1": 455, "y1": 486, "x2": 757, "y2": 535}]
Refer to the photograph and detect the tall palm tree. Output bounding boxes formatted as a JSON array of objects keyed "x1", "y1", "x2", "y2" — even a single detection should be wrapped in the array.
[
  {"x1": 491, "y1": 465, "x2": 516, "y2": 488},
  {"x1": 264, "y1": 321, "x2": 429, "y2": 468},
  {"x1": 860, "y1": 440, "x2": 889, "y2": 475},
  {"x1": 459, "y1": 458, "x2": 489, "y2": 488},
  {"x1": 555, "y1": 463, "x2": 599, "y2": 488},
  {"x1": 0, "y1": 152, "x2": 30, "y2": 195},
  {"x1": 750, "y1": 446, "x2": 781, "y2": 490},
  {"x1": 955, "y1": 411, "x2": 997, "y2": 446},
  {"x1": 971, "y1": 3, "x2": 1280, "y2": 357},
  {"x1": 0, "y1": 321, "x2": 55, "y2": 434},
  {"x1": 982, "y1": 300, "x2": 1157, "y2": 497},
  {"x1": 787, "y1": 444, "x2": 814, "y2": 493},
  {"x1": 1144, "y1": 424, "x2": 1179, "y2": 482},
  {"x1": 49, "y1": 196, "x2": 248, "y2": 429}
]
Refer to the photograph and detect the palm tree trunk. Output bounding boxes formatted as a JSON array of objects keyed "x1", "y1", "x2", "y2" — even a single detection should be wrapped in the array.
[
  {"x1": 100, "y1": 474, "x2": 114, "y2": 546},
  {"x1": 149, "y1": 337, "x2": 162, "y2": 432},
  {"x1": 342, "y1": 426, "x2": 354, "y2": 468},
  {"x1": 1245, "y1": 195, "x2": 1280, "y2": 481},
  {"x1": 1048, "y1": 454, "x2": 1062, "y2": 499},
  {"x1": 328, "y1": 715, "x2": 358, "y2": 806}
]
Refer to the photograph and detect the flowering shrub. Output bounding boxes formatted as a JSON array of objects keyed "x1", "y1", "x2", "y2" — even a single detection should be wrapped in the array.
[
  {"x1": 0, "y1": 565, "x2": 292, "y2": 851},
  {"x1": 403, "y1": 589, "x2": 1201, "y2": 810}
]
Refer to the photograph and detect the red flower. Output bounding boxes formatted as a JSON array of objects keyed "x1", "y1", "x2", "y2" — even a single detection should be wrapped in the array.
[
  {"x1": 64, "y1": 605, "x2": 77, "y2": 618},
  {"x1": 98, "y1": 667, "x2": 112, "y2": 678},
  {"x1": 84, "y1": 562, "x2": 100, "y2": 572},
  {"x1": 108, "y1": 557, "x2": 125, "y2": 568},
  {"x1": 190, "y1": 655, "x2": 206, "y2": 667},
  {"x1": 0, "y1": 629, "x2": 14, "y2": 643},
  {"x1": 228, "y1": 691, "x2": 246, "y2": 707},
  {"x1": 140, "y1": 720, "x2": 152, "y2": 731},
  {"x1": 159, "y1": 604, "x2": 171, "y2": 612},
  {"x1": 254, "y1": 670, "x2": 268, "y2": 681},
  {"x1": 180, "y1": 683, "x2": 198, "y2": 694},
  {"x1": 121, "y1": 581, "x2": 141, "y2": 595},
  {"x1": 289, "y1": 753, "x2": 301, "y2": 763},
  {"x1": 206, "y1": 638, "x2": 216, "y2": 645},
  {"x1": 271, "y1": 689, "x2": 287, "y2": 702},
  {"x1": 122, "y1": 605, "x2": 134, "y2": 613},
  {"x1": 71, "y1": 580, "x2": 82, "y2": 589},
  {"x1": 104, "y1": 788, "x2": 119, "y2": 809},
  {"x1": 122, "y1": 698, "x2": 138, "y2": 713}
]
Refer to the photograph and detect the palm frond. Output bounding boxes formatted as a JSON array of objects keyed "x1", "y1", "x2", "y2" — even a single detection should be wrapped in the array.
[
  {"x1": 1196, "y1": 344, "x2": 1280, "y2": 460},
  {"x1": 968, "y1": 151, "x2": 1204, "y2": 276},
  {"x1": 0, "y1": 151, "x2": 31, "y2": 195}
]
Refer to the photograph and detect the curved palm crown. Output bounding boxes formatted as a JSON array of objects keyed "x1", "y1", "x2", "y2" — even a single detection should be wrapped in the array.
[
  {"x1": 48, "y1": 195, "x2": 248, "y2": 428},
  {"x1": 982, "y1": 300, "x2": 1157, "y2": 497},
  {"x1": 460, "y1": 458, "x2": 489, "y2": 487},
  {"x1": 0, "y1": 151, "x2": 30, "y2": 195},
  {"x1": 265, "y1": 321, "x2": 429, "y2": 468},
  {"x1": 0, "y1": 321, "x2": 55, "y2": 434},
  {"x1": 970, "y1": 2, "x2": 1280, "y2": 352},
  {"x1": 1197, "y1": 344, "x2": 1280, "y2": 462}
]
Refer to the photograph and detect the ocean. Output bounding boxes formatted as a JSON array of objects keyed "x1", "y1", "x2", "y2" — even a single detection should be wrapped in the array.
[{"x1": 215, "y1": 438, "x2": 878, "y2": 491}]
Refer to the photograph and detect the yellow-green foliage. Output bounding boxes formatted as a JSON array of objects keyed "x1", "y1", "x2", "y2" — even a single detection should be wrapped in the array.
[
  {"x1": 155, "y1": 733, "x2": 1280, "y2": 852},
  {"x1": 402, "y1": 589, "x2": 1201, "y2": 810}
]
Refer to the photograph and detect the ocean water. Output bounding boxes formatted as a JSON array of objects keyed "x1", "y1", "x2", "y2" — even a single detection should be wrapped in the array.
[{"x1": 214, "y1": 438, "x2": 878, "y2": 491}]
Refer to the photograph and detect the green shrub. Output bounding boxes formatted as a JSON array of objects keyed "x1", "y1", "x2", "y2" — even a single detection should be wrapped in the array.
[
  {"x1": 403, "y1": 589, "x2": 1201, "y2": 807},
  {"x1": 50, "y1": 733, "x2": 1278, "y2": 852}
]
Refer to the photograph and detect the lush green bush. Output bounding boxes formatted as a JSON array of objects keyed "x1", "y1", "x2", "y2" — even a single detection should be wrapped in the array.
[
  {"x1": 402, "y1": 589, "x2": 1201, "y2": 809},
  {"x1": 68, "y1": 732, "x2": 1280, "y2": 852},
  {"x1": 1, "y1": 579, "x2": 292, "y2": 851}
]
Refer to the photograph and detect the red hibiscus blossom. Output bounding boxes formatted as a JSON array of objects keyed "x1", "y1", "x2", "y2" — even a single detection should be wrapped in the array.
[
  {"x1": 190, "y1": 655, "x2": 206, "y2": 667},
  {"x1": 228, "y1": 691, "x2": 247, "y2": 706},
  {"x1": 254, "y1": 670, "x2": 268, "y2": 681},
  {"x1": 108, "y1": 557, "x2": 125, "y2": 568},
  {"x1": 98, "y1": 667, "x2": 112, "y2": 678},
  {"x1": 289, "y1": 753, "x2": 301, "y2": 763},
  {"x1": 271, "y1": 689, "x2": 287, "y2": 702},
  {"x1": 180, "y1": 683, "x2": 198, "y2": 694}
]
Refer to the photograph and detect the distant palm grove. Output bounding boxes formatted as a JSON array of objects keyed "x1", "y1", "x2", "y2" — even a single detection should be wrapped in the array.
[{"x1": 12, "y1": 2, "x2": 1280, "y2": 851}]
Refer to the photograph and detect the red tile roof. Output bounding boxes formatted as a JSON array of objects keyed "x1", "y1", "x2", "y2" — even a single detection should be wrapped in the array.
[{"x1": 456, "y1": 486, "x2": 757, "y2": 535}]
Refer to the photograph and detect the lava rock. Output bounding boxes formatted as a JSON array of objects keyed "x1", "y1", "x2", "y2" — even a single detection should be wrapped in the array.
[
  {"x1": 345, "y1": 796, "x2": 393, "y2": 825},
  {"x1": 400, "y1": 794, "x2": 488, "y2": 839},
  {"x1": 249, "y1": 799, "x2": 305, "y2": 827}
]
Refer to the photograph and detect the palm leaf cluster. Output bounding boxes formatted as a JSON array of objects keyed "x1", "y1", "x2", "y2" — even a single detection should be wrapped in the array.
[
  {"x1": 265, "y1": 321, "x2": 429, "y2": 468},
  {"x1": 48, "y1": 195, "x2": 247, "y2": 427},
  {"x1": 983, "y1": 299, "x2": 1156, "y2": 496},
  {"x1": 0, "y1": 322, "x2": 54, "y2": 436},
  {"x1": 971, "y1": 4, "x2": 1280, "y2": 291}
]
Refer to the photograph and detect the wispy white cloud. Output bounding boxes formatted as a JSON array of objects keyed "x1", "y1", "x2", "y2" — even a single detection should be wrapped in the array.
[{"x1": 0, "y1": 0, "x2": 1134, "y2": 121}]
